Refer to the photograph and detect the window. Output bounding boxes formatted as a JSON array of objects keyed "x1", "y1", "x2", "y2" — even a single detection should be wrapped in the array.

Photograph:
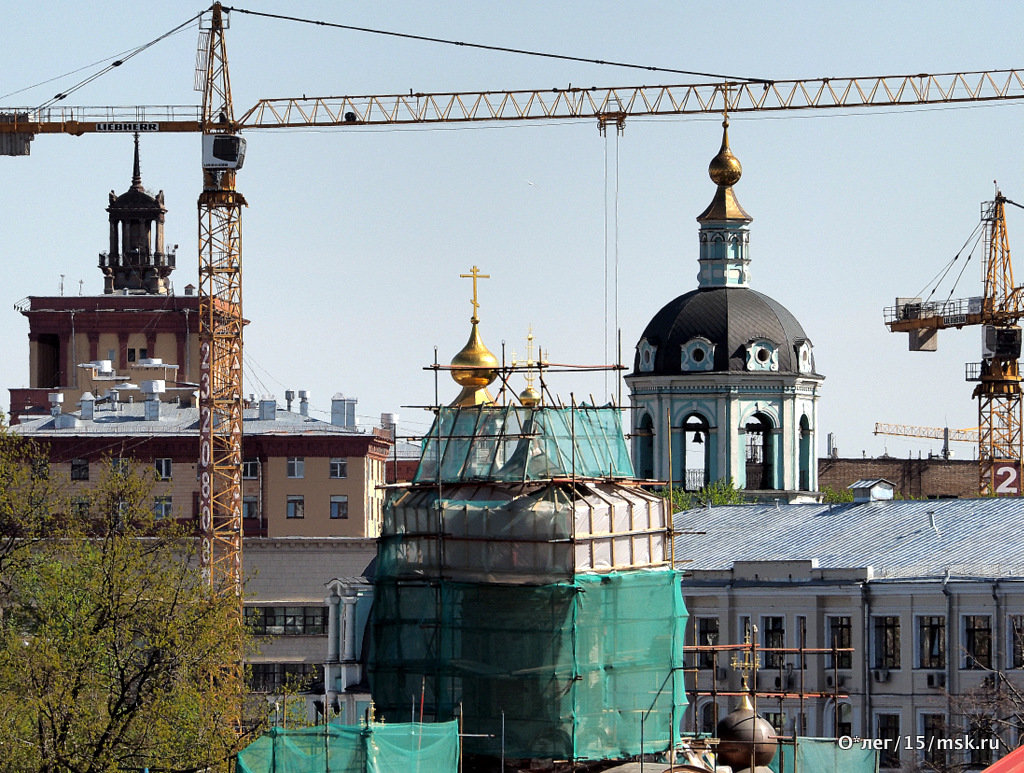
[
  {"x1": 796, "y1": 615, "x2": 807, "y2": 669},
  {"x1": 330, "y1": 494, "x2": 349, "y2": 520},
  {"x1": 153, "y1": 496, "x2": 172, "y2": 519},
  {"x1": 918, "y1": 615, "x2": 946, "y2": 669},
  {"x1": 154, "y1": 458, "x2": 172, "y2": 480},
  {"x1": 248, "y1": 662, "x2": 323, "y2": 693},
  {"x1": 964, "y1": 615, "x2": 992, "y2": 669},
  {"x1": 245, "y1": 606, "x2": 327, "y2": 636},
  {"x1": 835, "y1": 703, "x2": 852, "y2": 739},
  {"x1": 72, "y1": 496, "x2": 90, "y2": 518},
  {"x1": 763, "y1": 616, "x2": 785, "y2": 669},
  {"x1": 969, "y1": 715, "x2": 995, "y2": 766},
  {"x1": 127, "y1": 347, "x2": 136, "y2": 363},
  {"x1": 764, "y1": 712, "x2": 786, "y2": 734},
  {"x1": 1011, "y1": 614, "x2": 1024, "y2": 669},
  {"x1": 828, "y1": 616, "x2": 852, "y2": 669},
  {"x1": 242, "y1": 458, "x2": 260, "y2": 479},
  {"x1": 876, "y1": 713, "x2": 901, "y2": 769},
  {"x1": 242, "y1": 496, "x2": 259, "y2": 520},
  {"x1": 696, "y1": 617, "x2": 719, "y2": 669},
  {"x1": 699, "y1": 702, "x2": 718, "y2": 734},
  {"x1": 873, "y1": 616, "x2": 901, "y2": 669},
  {"x1": 71, "y1": 458, "x2": 89, "y2": 481},
  {"x1": 286, "y1": 495, "x2": 304, "y2": 519},
  {"x1": 287, "y1": 457, "x2": 304, "y2": 478},
  {"x1": 330, "y1": 458, "x2": 348, "y2": 479},
  {"x1": 31, "y1": 458, "x2": 49, "y2": 480},
  {"x1": 921, "y1": 713, "x2": 947, "y2": 768},
  {"x1": 111, "y1": 457, "x2": 130, "y2": 476}
]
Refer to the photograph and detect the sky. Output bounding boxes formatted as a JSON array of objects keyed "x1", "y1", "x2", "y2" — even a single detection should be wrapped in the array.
[{"x1": 3, "y1": 1, "x2": 1024, "y2": 460}]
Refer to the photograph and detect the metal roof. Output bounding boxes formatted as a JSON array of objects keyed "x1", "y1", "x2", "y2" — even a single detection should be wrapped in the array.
[
  {"x1": 13, "y1": 403, "x2": 372, "y2": 437},
  {"x1": 634, "y1": 287, "x2": 812, "y2": 375},
  {"x1": 673, "y1": 498, "x2": 1024, "y2": 579}
]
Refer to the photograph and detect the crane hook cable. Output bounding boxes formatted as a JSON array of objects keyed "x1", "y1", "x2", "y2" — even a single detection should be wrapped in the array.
[{"x1": 223, "y1": 6, "x2": 770, "y2": 84}]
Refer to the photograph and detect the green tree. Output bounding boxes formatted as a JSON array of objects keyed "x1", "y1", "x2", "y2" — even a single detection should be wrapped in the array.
[
  {"x1": 820, "y1": 485, "x2": 854, "y2": 504},
  {"x1": 0, "y1": 425, "x2": 247, "y2": 772},
  {"x1": 659, "y1": 478, "x2": 749, "y2": 512}
]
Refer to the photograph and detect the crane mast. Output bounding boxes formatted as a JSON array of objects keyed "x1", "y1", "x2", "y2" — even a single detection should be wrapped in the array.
[
  {"x1": 885, "y1": 193, "x2": 1024, "y2": 494},
  {"x1": 972, "y1": 194, "x2": 1023, "y2": 493},
  {"x1": 197, "y1": 2, "x2": 245, "y2": 596}
]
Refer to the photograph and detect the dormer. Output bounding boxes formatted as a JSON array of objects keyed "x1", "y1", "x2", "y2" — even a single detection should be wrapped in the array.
[
  {"x1": 680, "y1": 336, "x2": 715, "y2": 372},
  {"x1": 745, "y1": 339, "x2": 779, "y2": 372}
]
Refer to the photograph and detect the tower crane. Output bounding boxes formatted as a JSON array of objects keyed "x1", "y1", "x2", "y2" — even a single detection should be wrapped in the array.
[
  {"x1": 885, "y1": 193, "x2": 1024, "y2": 494},
  {"x1": 4, "y1": 6, "x2": 1024, "y2": 611},
  {"x1": 873, "y1": 422, "x2": 979, "y2": 460}
]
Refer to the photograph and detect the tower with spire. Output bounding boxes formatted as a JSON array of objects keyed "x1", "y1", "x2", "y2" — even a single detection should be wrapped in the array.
[
  {"x1": 10, "y1": 137, "x2": 196, "y2": 419},
  {"x1": 626, "y1": 121, "x2": 824, "y2": 497},
  {"x1": 100, "y1": 133, "x2": 176, "y2": 295}
]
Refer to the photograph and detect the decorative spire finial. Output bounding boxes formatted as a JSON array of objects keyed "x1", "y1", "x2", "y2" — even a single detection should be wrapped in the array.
[{"x1": 131, "y1": 133, "x2": 143, "y2": 190}]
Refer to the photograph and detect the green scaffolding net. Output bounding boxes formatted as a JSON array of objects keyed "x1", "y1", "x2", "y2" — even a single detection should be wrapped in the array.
[
  {"x1": 236, "y1": 720, "x2": 460, "y2": 773},
  {"x1": 369, "y1": 568, "x2": 687, "y2": 761},
  {"x1": 414, "y1": 405, "x2": 634, "y2": 484},
  {"x1": 770, "y1": 736, "x2": 879, "y2": 772}
]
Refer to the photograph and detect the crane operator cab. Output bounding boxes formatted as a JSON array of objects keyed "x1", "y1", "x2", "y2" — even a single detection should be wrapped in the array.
[{"x1": 202, "y1": 133, "x2": 246, "y2": 171}]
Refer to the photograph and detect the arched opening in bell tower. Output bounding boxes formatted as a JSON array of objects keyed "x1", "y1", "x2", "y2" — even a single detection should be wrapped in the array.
[
  {"x1": 635, "y1": 412, "x2": 654, "y2": 480},
  {"x1": 799, "y1": 414, "x2": 812, "y2": 490},
  {"x1": 682, "y1": 413, "x2": 711, "y2": 491},
  {"x1": 744, "y1": 412, "x2": 775, "y2": 490}
]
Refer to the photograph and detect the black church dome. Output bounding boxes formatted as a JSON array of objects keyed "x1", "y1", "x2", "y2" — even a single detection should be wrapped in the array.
[{"x1": 634, "y1": 286, "x2": 810, "y2": 375}]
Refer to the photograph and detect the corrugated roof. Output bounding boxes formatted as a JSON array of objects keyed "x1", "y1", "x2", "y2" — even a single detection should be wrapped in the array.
[{"x1": 673, "y1": 498, "x2": 1024, "y2": 579}]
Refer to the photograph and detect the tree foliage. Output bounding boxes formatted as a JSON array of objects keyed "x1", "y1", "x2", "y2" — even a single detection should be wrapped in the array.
[
  {"x1": 658, "y1": 478, "x2": 749, "y2": 512},
  {"x1": 0, "y1": 424, "x2": 246, "y2": 772}
]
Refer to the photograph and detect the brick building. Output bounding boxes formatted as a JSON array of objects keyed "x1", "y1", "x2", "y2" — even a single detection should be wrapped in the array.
[{"x1": 818, "y1": 456, "x2": 978, "y2": 499}]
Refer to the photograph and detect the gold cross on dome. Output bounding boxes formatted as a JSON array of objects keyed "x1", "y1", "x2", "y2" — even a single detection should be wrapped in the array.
[
  {"x1": 731, "y1": 624, "x2": 758, "y2": 693},
  {"x1": 460, "y1": 265, "x2": 490, "y2": 324}
]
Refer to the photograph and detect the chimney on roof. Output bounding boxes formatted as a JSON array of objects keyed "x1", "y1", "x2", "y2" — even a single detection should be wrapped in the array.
[
  {"x1": 381, "y1": 412, "x2": 398, "y2": 440},
  {"x1": 48, "y1": 392, "x2": 64, "y2": 418},
  {"x1": 80, "y1": 392, "x2": 95, "y2": 421},
  {"x1": 298, "y1": 390, "x2": 310, "y2": 417},
  {"x1": 331, "y1": 393, "x2": 357, "y2": 428},
  {"x1": 259, "y1": 396, "x2": 277, "y2": 421},
  {"x1": 142, "y1": 380, "x2": 165, "y2": 422},
  {"x1": 285, "y1": 390, "x2": 295, "y2": 412}
]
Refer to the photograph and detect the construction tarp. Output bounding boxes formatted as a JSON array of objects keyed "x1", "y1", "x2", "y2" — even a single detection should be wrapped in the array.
[
  {"x1": 770, "y1": 736, "x2": 878, "y2": 773},
  {"x1": 381, "y1": 481, "x2": 668, "y2": 583},
  {"x1": 369, "y1": 568, "x2": 687, "y2": 761},
  {"x1": 414, "y1": 404, "x2": 633, "y2": 484},
  {"x1": 236, "y1": 720, "x2": 459, "y2": 773}
]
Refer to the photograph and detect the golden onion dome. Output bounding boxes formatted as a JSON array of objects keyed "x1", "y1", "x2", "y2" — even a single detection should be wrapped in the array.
[
  {"x1": 451, "y1": 322, "x2": 499, "y2": 388},
  {"x1": 518, "y1": 384, "x2": 541, "y2": 407},
  {"x1": 708, "y1": 118, "x2": 742, "y2": 187}
]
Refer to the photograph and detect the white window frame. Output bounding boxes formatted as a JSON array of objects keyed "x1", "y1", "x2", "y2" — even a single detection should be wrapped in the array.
[
  {"x1": 329, "y1": 458, "x2": 348, "y2": 479},
  {"x1": 154, "y1": 458, "x2": 173, "y2": 481},
  {"x1": 287, "y1": 457, "x2": 305, "y2": 479},
  {"x1": 286, "y1": 495, "x2": 304, "y2": 519}
]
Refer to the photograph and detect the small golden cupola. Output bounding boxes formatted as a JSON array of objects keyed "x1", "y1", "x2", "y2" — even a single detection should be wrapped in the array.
[
  {"x1": 450, "y1": 266, "x2": 499, "y2": 407},
  {"x1": 517, "y1": 327, "x2": 542, "y2": 407},
  {"x1": 697, "y1": 116, "x2": 752, "y2": 223}
]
